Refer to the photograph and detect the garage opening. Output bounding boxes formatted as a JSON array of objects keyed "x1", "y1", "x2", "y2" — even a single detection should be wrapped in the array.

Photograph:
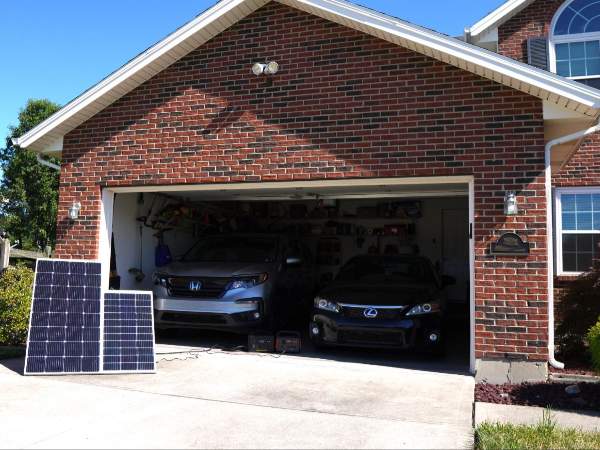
[{"x1": 103, "y1": 178, "x2": 474, "y2": 372}]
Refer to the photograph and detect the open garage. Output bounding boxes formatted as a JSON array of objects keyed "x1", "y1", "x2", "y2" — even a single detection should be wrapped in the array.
[
  {"x1": 16, "y1": 0, "x2": 590, "y2": 381},
  {"x1": 104, "y1": 177, "x2": 474, "y2": 370}
]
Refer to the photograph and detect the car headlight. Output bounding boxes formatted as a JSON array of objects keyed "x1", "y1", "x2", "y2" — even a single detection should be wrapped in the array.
[
  {"x1": 153, "y1": 272, "x2": 169, "y2": 287},
  {"x1": 227, "y1": 273, "x2": 269, "y2": 290},
  {"x1": 405, "y1": 303, "x2": 441, "y2": 316},
  {"x1": 314, "y1": 296, "x2": 340, "y2": 313}
]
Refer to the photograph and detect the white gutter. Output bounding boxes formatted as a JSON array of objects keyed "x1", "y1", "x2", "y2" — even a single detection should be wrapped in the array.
[
  {"x1": 36, "y1": 154, "x2": 61, "y2": 172},
  {"x1": 545, "y1": 120, "x2": 600, "y2": 369}
]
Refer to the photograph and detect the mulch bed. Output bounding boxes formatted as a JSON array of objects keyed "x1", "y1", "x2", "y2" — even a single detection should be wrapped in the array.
[
  {"x1": 476, "y1": 382, "x2": 600, "y2": 412},
  {"x1": 550, "y1": 354, "x2": 597, "y2": 376},
  {"x1": 550, "y1": 366, "x2": 597, "y2": 376}
]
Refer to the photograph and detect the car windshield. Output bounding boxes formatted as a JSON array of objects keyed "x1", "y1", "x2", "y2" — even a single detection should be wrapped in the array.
[
  {"x1": 336, "y1": 256, "x2": 436, "y2": 284},
  {"x1": 183, "y1": 236, "x2": 278, "y2": 263}
]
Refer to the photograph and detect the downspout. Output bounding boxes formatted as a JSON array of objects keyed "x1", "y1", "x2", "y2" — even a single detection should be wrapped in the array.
[
  {"x1": 545, "y1": 120, "x2": 600, "y2": 370},
  {"x1": 36, "y1": 154, "x2": 61, "y2": 172}
]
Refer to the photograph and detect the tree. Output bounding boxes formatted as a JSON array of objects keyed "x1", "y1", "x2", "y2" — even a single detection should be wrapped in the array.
[{"x1": 0, "y1": 99, "x2": 61, "y2": 251}]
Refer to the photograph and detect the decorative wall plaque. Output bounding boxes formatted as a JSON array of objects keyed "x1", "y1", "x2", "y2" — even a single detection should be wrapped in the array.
[{"x1": 490, "y1": 232, "x2": 530, "y2": 256}]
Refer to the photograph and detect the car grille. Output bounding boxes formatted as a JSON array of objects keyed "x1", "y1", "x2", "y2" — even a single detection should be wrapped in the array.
[
  {"x1": 161, "y1": 312, "x2": 228, "y2": 325},
  {"x1": 341, "y1": 305, "x2": 406, "y2": 320},
  {"x1": 338, "y1": 330, "x2": 407, "y2": 347},
  {"x1": 167, "y1": 277, "x2": 230, "y2": 299}
]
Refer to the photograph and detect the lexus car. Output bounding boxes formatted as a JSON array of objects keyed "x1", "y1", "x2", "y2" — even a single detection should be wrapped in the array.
[
  {"x1": 309, "y1": 255, "x2": 454, "y2": 353},
  {"x1": 152, "y1": 234, "x2": 316, "y2": 332}
]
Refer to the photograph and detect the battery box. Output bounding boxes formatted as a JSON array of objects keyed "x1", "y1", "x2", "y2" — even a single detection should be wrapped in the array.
[
  {"x1": 275, "y1": 331, "x2": 302, "y2": 354},
  {"x1": 248, "y1": 333, "x2": 275, "y2": 353}
]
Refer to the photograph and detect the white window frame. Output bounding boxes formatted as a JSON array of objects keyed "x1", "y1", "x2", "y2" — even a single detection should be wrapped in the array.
[
  {"x1": 555, "y1": 187, "x2": 600, "y2": 276},
  {"x1": 549, "y1": 0, "x2": 600, "y2": 80}
]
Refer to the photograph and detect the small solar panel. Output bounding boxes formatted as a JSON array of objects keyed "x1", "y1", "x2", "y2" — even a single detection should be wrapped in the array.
[
  {"x1": 103, "y1": 291, "x2": 156, "y2": 373},
  {"x1": 25, "y1": 259, "x2": 102, "y2": 375}
]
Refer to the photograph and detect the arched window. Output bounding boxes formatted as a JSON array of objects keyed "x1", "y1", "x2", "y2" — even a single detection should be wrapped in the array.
[{"x1": 550, "y1": 0, "x2": 600, "y2": 83}]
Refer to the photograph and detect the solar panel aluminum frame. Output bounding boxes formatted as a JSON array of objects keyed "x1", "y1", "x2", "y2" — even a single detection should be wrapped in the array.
[
  {"x1": 24, "y1": 259, "x2": 156, "y2": 376},
  {"x1": 101, "y1": 290, "x2": 157, "y2": 375},
  {"x1": 24, "y1": 258, "x2": 103, "y2": 376}
]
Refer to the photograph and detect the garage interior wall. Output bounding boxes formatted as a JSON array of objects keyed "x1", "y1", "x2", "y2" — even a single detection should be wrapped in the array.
[{"x1": 112, "y1": 192, "x2": 470, "y2": 300}]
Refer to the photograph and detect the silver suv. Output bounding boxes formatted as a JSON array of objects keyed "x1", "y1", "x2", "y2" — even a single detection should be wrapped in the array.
[{"x1": 153, "y1": 234, "x2": 316, "y2": 332}]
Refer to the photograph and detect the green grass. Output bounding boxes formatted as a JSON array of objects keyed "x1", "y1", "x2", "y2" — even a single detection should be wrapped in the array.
[
  {"x1": 476, "y1": 411, "x2": 600, "y2": 450},
  {"x1": 0, "y1": 346, "x2": 25, "y2": 360}
]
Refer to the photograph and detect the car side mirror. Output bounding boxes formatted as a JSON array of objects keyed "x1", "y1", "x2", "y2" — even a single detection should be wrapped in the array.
[
  {"x1": 286, "y1": 256, "x2": 302, "y2": 267},
  {"x1": 441, "y1": 275, "x2": 456, "y2": 287}
]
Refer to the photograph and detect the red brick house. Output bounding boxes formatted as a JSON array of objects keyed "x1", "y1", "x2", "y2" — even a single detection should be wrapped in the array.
[{"x1": 14, "y1": 0, "x2": 600, "y2": 381}]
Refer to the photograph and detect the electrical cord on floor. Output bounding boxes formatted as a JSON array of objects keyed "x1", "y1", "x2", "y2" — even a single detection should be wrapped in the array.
[{"x1": 155, "y1": 345, "x2": 288, "y2": 362}]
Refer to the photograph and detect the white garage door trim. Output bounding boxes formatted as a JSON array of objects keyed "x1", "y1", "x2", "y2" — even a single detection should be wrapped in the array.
[{"x1": 100, "y1": 175, "x2": 476, "y2": 373}]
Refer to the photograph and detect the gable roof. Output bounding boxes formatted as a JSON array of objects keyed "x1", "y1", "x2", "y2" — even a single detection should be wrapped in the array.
[
  {"x1": 15, "y1": 0, "x2": 600, "y2": 154},
  {"x1": 466, "y1": 0, "x2": 536, "y2": 39}
]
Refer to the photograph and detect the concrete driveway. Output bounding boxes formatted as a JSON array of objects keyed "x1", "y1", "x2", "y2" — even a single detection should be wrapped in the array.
[{"x1": 0, "y1": 344, "x2": 474, "y2": 449}]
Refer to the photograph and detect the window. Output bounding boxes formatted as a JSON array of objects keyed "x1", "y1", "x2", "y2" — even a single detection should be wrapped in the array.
[
  {"x1": 551, "y1": 0, "x2": 600, "y2": 82},
  {"x1": 555, "y1": 41, "x2": 600, "y2": 77},
  {"x1": 556, "y1": 189, "x2": 600, "y2": 274}
]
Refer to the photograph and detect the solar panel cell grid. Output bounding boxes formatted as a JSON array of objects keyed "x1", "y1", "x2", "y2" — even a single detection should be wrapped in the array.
[
  {"x1": 102, "y1": 292, "x2": 156, "y2": 373},
  {"x1": 25, "y1": 260, "x2": 103, "y2": 375}
]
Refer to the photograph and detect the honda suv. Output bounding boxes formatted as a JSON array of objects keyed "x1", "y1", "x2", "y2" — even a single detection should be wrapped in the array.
[{"x1": 153, "y1": 234, "x2": 316, "y2": 332}]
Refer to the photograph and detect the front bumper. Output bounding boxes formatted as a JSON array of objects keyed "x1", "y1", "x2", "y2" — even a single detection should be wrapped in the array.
[
  {"x1": 310, "y1": 309, "x2": 443, "y2": 350},
  {"x1": 153, "y1": 287, "x2": 266, "y2": 331}
]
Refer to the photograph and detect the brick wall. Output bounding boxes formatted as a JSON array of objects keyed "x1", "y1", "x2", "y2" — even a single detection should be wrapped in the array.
[
  {"x1": 497, "y1": 0, "x2": 563, "y2": 62},
  {"x1": 554, "y1": 133, "x2": 600, "y2": 187},
  {"x1": 57, "y1": 2, "x2": 549, "y2": 361},
  {"x1": 499, "y1": 0, "x2": 600, "y2": 307}
]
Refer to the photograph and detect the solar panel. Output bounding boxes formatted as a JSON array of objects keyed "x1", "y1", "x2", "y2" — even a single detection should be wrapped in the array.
[
  {"x1": 102, "y1": 291, "x2": 156, "y2": 373},
  {"x1": 25, "y1": 259, "x2": 102, "y2": 375}
]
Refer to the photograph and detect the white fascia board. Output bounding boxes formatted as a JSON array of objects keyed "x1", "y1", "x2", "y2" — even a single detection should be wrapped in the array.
[
  {"x1": 13, "y1": 0, "x2": 258, "y2": 152},
  {"x1": 467, "y1": 0, "x2": 534, "y2": 38},
  {"x1": 293, "y1": 0, "x2": 600, "y2": 110}
]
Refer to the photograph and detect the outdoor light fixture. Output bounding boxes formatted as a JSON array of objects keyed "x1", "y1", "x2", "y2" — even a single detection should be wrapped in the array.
[
  {"x1": 68, "y1": 202, "x2": 81, "y2": 221},
  {"x1": 504, "y1": 191, "x2": 519, "y2": 216},
  {"x1": 252, "y1": 61, "x2": 279, "y2": 76}
]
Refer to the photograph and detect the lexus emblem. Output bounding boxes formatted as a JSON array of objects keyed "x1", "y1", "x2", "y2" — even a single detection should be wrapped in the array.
[
  {"x1": 364, "y1": 308, "x2": 379, "y2": 319},
  {"x1": 189, "y1": 280, "x2": 202, "y2": 292}
]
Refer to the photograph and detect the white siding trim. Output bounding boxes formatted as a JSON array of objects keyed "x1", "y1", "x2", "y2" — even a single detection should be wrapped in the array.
[{"x1": 467, "y1": 0, "x2": 534, "y2": 38}]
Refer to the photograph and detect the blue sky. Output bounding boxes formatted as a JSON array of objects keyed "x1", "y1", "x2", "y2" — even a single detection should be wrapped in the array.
[{"x1": 1, "y1": 0, "x2": 505, "y2": 140}]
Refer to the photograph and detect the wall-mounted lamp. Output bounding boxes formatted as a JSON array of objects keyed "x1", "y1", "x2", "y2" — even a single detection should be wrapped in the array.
[
  {"x1": 68, "y1": 202, "x2": 81, "y2": 221},
  {"x1": 252, "y1": 61, "x2": 279, "y2": 76},
  {"x1": 504, "y1": 191, "x2": 519, "y2": 216}
]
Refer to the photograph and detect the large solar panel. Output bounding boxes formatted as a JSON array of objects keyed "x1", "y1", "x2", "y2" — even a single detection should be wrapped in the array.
[
  {"x1": 25, "y1": 259, "x2": 102, "y2": 375},
  {"x1": 103, "y1": 291, "x2": 156, "y2": 373}
]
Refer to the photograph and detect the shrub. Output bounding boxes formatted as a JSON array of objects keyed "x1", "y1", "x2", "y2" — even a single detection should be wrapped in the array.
[
  {"x1": 556, "y1": 263, "x2": 600, "y2": 357},
  {"x1": 588, "y1": 320, "x2": 600, "y2": 373},
  {"x1": 0, "y1": 266, "x2": 34, "y2": 346}
]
